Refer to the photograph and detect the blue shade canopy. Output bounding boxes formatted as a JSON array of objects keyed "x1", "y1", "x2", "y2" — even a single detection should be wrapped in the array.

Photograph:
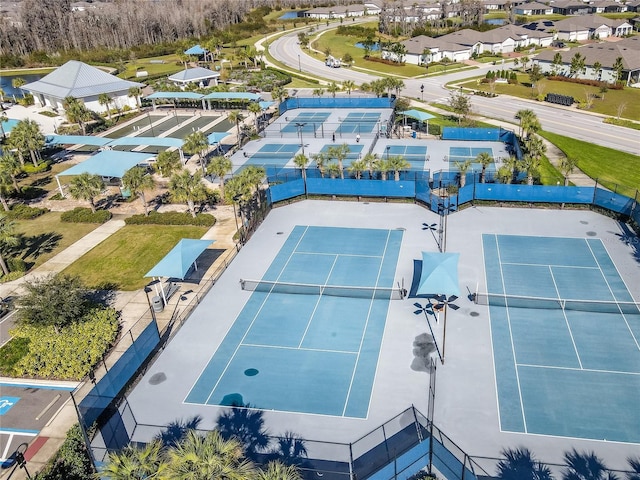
[
  {"x1": 58, "y1": 151, "x2": 154, "y2": 178},
  {"x1": 417, "y1": 252, "x2": 460, "y2": 297},
  {"x1": 145, "y1": 239, "x2": 215, "y2": 279},
  {"x1": 108, "y1": 137, "x2": 184, "y2": 148},
  {"x1": 202, "y1": 92, "x2": 261, "y2": 101},
  {"x1": 400, "y1": 110, "x2": 436, "y2": 122},
  {"x1": 45, "y1": 135, "x2": 112, "y2": 147},
  {"x1": 259, "y1": 101, "x2": 275, "y2": 110},
  {"x1": 145, "y1": 92, "x2": 204, "y2": 100},
  {"x1": 207, "y1": 132, "x2": 230, "y2": 144},
  {"x1": 184, "y1": 45, "x2": 207, "y2": 55}
]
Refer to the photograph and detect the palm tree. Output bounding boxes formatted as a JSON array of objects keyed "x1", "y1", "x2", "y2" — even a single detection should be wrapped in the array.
[
  {"x1": 342, "y1": 80, "x2": 356, "y2": 95},
  {"x1": 562, "y1": 449, "x2": 614, "y2": 480},
  {"x1": 293, "y1": 153, "x2": 310, "y2": 182},
  {"x1": 497, "y1": 156, "x2": 519, "y2": 184},
  {"x1": 347, "y1": 159, "x2": 367, "y2": 179},
  {"x1": 0, "y1": 110, "x2": 7, "y2": 139},
  {"x1": 8, "y1": 119, "x2": 45, "y2": 167},
  {"x1": 520, "y1": 155, "x2": 541, "y2": 186},
  {"x1": 154, "y1": 150, "x2": 182, "y2": 178},
  {"x1": 11, "y1": 77, "x2": 26, "y2": 101},
  {"x1": 327, "y1": 143, "x2": 350, "y2": 179},
  {"x1": 242, "y1": 165, "x2": 266, "y2": 205},
  {"x1": 122, "y1": 166, "x2": 156, "y2": 216},
  {"x1": 248, "y1": 102, "x2": 262, "y2": 132},
  {"x1": 325, "y1": 162, "x2": 340, "y2": 178},
  {"x1": 0, "y1": 172, "x2": 13, "y2": 211},
  {"x1": 387, "y1": 155, "x2": 410, "y2": 181},
  {"x1": 312, "y1": 88, "x2": 325, "y2": 97},
  {"x1": 627, "y1": 457, "x2": 640, "y2": 480},
  {"x1": 206, "y1": 155, "x2": 233, "y2": 199},
  {"x1": 68, "y1": 173, "x2": 105, "y2": 213},
  {"x1": 455, "y1": 160, "x2": 472, "y2": 188},
  {"x1": 476, "y1": 151, "x2": 494, "y2": 183},
  {"x1": 128, "y1": 86, "x2": 143, "y2": 109},
  {"x1": 165, "y1": 430, "x2": 256, "y2": 480},
  {"x1": 0, "y1": 151, "x2": 23, "y2": 192},
  {"x1": 497, "y1": 447, "x2": 553, "y2": 480},
  {"x1": 0, "y1": 214, "x2": 19, "y2": 276},
  {"x1": 363, "y1": 152, "x2": 378, "y2": 179},
  {"x1": 258, "y1": 461, "x2": 302, "y2": 480},
  {"x1": 312, "y1": 153, "x2": 328, "y2": 178},
  {"x1": 559, "y1": 157, "x2": 576, "y2": 186},
  {"x1": 100, "y1": 440, "x2": 167, "y2": 480},
  {"x1": 183, "y1": 131, "x2": 210, "y2": 173},
  {"x1": 271, "y1": 85, "x2": 288, "y2": 105},
  {"x1": 514, "y1": 109, "x2": 540, "y2": 139},
  {"x1": 376, "y1": 158, "x2": 391, "y2": 181},
  {"x1": 422, "y1": 48, "x2": 432, "y2": 71},
  {"x1": 228, "y1": 110, "x2": 244, "y2": 140},
  {"x1": 169, "y1": 170, "x2": 208, "y2": 218},
  {"x1": 612, "y1": 56, "x2": 624, "y2": 83},
  {"x1": 327, "y1": 82, "x2": 341, "y2": 98},
  {"x1": 98, "y1": 93, "x2": 112, "y2": 120},
  {"x1": 63, "y1": 96, "x2": 92, "y2": 135}
]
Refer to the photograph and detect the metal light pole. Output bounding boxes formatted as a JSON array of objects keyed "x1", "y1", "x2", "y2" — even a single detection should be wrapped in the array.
[
  {"x1": 296, "y1": 122, "x2": 307, "y2": 156},
  {"x1": 386, "y1": 145, "x2": 390, "y2": 161},
  {"x1": 420, "y1": 84, "x2": 424, "y2": 101},
  {"x1": 232, "y1": 194, "x2": 242, "y2": 245},
  {"x1": 413, "y1": 302, "x2": 443, "y2": 364},
  {"x1": 7, "y1": 443, "x2": 32, "y2": 479},
  {"x1": 433, "y1": 294, "x2": 459, "y2": 364},
  {"x1": 147, "y1": 112, "x2": 155, "y2": 137},
  {"x1": 298, "y1": 54, "x2": 302, "y2": 72}
]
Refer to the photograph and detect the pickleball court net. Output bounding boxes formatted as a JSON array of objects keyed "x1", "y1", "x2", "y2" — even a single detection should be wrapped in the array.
[
  {"x1": 240, "y1": 279, "x2": 405, "y2": 300},
  {"x1": 475, "y1": 292, "x2": 640, "y2": 314}
]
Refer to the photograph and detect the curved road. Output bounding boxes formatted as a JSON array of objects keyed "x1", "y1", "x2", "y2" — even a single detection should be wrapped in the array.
[{"x1": 266, "y1": 29, "x2": 639, "y2": 155}]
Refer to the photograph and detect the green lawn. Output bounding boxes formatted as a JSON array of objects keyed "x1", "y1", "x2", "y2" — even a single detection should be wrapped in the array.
[
  {"x1": 458, "y1": 74, "x2": 640, "y2": 120},
  {"x1": 61, "y1": 224, "x2": 209, "y2": 290},
  {"x1": 117, "y1": 55, "x2": 184, "y2": 80},
  {"x1": 12, "y1": 212, "x2": 100, "y2": 270},
  {"x1": 539, "y1": 131, "x2": 640, "y2": 197}
]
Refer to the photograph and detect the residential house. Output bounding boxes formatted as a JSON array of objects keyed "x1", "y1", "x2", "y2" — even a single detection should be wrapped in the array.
[
  {"x1": 400, "y1": 35, "x2": 474, "y2": 64},
  {"x1": 514, "y1": 2, "x2": 554, "y2": 15},
  {"x1": 550, "y1": 0, "x2": 593, "y2": 15},
  {"x1": 303, "y1": 5, "x2": 365, "y2": 18},
  {"x1": 21, "y1": 60, "x2": 144, "y2": 113},
  {"x1": 554, "y1": 14, "x2": 633, "y2": 39},
  {"x1": 592, "y1": 0, "x2": 627, "y2": 13}
]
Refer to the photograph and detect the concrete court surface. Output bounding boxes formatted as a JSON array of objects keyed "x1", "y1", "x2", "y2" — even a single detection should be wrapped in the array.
[{"x1": 118, "y1": 200, "x2": 639, "y2": 473}]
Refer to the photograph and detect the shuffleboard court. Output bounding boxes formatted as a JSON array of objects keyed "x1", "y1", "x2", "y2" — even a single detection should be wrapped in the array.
[
  {"x1": 482, "y1": 234, "x2": 640, "y2": 443},
  {"x1": 185, "y1": 225, "x2": 403, "y2": 417}
]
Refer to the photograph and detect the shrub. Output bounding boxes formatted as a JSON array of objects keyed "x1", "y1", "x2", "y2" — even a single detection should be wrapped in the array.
[
  {"x1": 124, "y1": 210, "x2": 216, "y2": 226},
  {"x1": 11, "y1": 307, "x2": 119, "y2": 380},
  {"x1": 0, "y1": 271, "x2": 24, "y2": 283},
  {"x1": 8, "y1": 257, "x2": 27, "y2": 273},
  {"x1": 0, "y1": 337, "x2": 30, "y2": 377},
  {"x1": 5, "y1": 204, "x2": 49, "y2": 220},
  {"x1": 36, "y1": 424, "x2": 94, "y2": 480},
  {"x1": 547, "y1": 76, "x2": 623, "y2": 90},
  {"x1": 49, "y1": 192, "x2": 65, "y2": 200},
  {"x1": 61, "y1": 208, "x2": 112, "y2": 223}
]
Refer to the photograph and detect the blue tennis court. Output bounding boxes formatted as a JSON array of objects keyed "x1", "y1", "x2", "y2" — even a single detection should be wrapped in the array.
[
  {"x1": 448, "y1": 146, "x2": 493, "y2": 163},
  {"x1": 388, "y1": 145, "x2": 428, "y2": 170},
  {"x1": 281, "y1": 113, "x2": 331, "y2": 133},
  {"x1": 482, "y1": 234, "x2": 640, "y2": 443},
  {"x1": 186, "y1": 225, "x2": 403, "y2": 417},
  {"x1": 239, "y1": 143, "x2": 300, "y2": 174},
  {"x1": 336, "y1": 112, "x2": 380, "y2": 134}
]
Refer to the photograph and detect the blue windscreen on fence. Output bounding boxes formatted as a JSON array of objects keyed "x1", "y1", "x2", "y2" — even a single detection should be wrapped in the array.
[
  {"x1": 593, "y1": 188, "x2": 637, "y2": 215},
  {"x1": 442, "y1": 127, "x2": 501, "y2": 142},
  {"x1": 78, "y1": 321, "x2": 160, "y2": 428},
  {"x1": 367, "y1": 441, "x2": 430, "y2": 480},
  {"x1": 306, "y1": 178, "x2": 415, "y2": 197},
  {"x1": 475, "y1": 184, "x2": 596, "y2": 203},
  {"x1": 269, "y1": 179, "x2": 306, "y2": 202},
  {"x1": 280, "y1": 97, "x2": 394, "y2": 113}
]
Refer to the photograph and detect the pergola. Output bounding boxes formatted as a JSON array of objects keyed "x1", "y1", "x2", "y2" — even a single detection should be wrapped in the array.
[{"x1": 399, "y1": 109, "x2": 436, "y2": 133}]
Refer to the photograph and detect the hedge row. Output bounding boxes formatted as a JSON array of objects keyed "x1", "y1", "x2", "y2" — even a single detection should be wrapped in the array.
[
  {"x1": 124, "y1": 211, "x2": 216, "y2": 226},
  {"x1": 61, "y1": 208, "x2": 112, "y2": 223},
  {"x1": 547, "y1": 76, "x2": 623, "y2": 90},
  {"x1": 5, "y1": 204, "x2": 49, "y2": 219}
]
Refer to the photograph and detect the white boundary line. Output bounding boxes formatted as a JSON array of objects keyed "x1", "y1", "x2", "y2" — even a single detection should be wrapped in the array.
[{"x1": 549, "y1": 264, "x2": 583, "y2": 369}]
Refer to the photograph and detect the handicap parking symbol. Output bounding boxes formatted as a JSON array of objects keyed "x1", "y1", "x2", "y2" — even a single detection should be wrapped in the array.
[{"x1": 0, "y1": 396, "x2": 20, "y2": 415}]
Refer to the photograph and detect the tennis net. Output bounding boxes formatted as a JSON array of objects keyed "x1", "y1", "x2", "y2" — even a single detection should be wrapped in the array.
[
  {"x1": 475, "y1": 292, "x2": 640, "y2": 314},
  {"x1": 240, "y1": 279, "x2": 405, "y2": 300}
]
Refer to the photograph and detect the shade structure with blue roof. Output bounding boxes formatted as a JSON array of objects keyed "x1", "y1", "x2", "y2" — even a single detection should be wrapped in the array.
[
  {"x1": 399, "y1": 110, "x2": 435, "y2": 134},
  {"x1": 184, "y1": 45, "x2": 207, "y2": 56},
  {"x1": 417, "y1": 252, "x2": 460, "y2": 297},
  {"x1": 55, "y1": 150, "x2": 154, "y2": 195},
  {"x1": 46, "y1": 135, "x2": 112, "y2": 147},
  {"x1": 108, "y1": 137, "x2": 184, "y2": 148},
  {"x1": 146, "y1": 239, "x2": 214, "y2": 280},
  {"x1": 207, "y1": 132, "x2": 230, "y2": 145},
  {"x1": 168, "y1": 68, "x2": 220, "y2": 86}
]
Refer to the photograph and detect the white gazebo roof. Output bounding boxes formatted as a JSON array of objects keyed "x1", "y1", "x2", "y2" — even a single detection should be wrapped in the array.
[
  {"x1": 22, "y1": 60, "x2": 144, "y2": 100},
  {"x1": 168, "y1": 67, "x2": 221, "y2": 84}
]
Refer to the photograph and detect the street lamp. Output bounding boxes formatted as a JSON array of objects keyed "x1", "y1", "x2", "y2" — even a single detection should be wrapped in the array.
[
  {"x1": 298, "y1": 54, "x2": 302, "y2": 72},
  {"x1": 386, "y1": 145, "x2": 391, "y2": 161},
  {"x1": 8, "y1": 443, "x2": 32, "y2": 479},
  {"x1": 295, "y1": 122, "x2": 307, "y2": 155},
  {"x1": 413, "y1": 302, "x2": 443, "y2": 364},
  {"x1": 420, "y1": 84, "x2": 425, "y2": 101},
  {"x1": 432, "y1": 294, "x2": 459, "y2": 364},
  {"x1": 147, "y1": 112, "x2": 156, "y2": 137}
]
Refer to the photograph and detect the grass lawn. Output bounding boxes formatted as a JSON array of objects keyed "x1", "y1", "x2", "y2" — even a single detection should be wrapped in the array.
[
  {"x1": 0, "y1": 67, "x2": 56, "y2": 76},
  {"x1": 117, "y1": 55, "x2": 184, "y2": 80},
  {"x1": 12, "y1": 212, "x2": 100, "y2": 270},
  {"x1": 62, "y1": 224, "x2": 209, "y2": 290},
  {"x1": 539, "y1": 131, "x2": 640, "y2": 197},
  {"x1": 457, "y1": 74, "x2": 640, "y2": 120},
  {"x1": 18, "y1": 162, "x2": 76, "y2": 194}
]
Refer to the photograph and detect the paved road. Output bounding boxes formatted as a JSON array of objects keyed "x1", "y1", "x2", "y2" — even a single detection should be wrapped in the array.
[{"x1": 267, "y1": 30, "x2": 639, "y2": 155}]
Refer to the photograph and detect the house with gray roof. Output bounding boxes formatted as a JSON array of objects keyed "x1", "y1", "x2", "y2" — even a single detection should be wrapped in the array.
[
  {"x1": 22, "y1": 60, "x2": 144, "y2": 113},
  {"x1": 400, "y1": 35, "x2": 473, "y2": 64},
  {"x1": 303, "y1": 5, "x2": 365, "y2": 18},
  {"x1": 550, "y1": 0, "x2": 593, "y2": 15},
  {"x1": 514, "y1": 2, "x2": 554, "y2": 15},
  {"x1": 553, "y1": 14, "x2": 633, "y2": 39},
  {"x1": 534, "y1": 36, "x2": 640, "y2": 85},
  {"x1": 168, "y1": 67, "x2": 220, "y2": 88}
]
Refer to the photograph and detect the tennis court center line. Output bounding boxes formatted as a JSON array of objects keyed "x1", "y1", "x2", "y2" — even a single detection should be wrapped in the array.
[
  {"x1": 199, "y1": 226, "x2": 312, "y2": 406},
  {"x1": 294, "y1": 251, "x2": 383, "y2": 259},
  {"x1": 342, "y1": 229, "x2": 394, "y2": 418},
  {"x1": 585, "y1": 239, "x2": 640, "y2": 352},
  {"x1": 242, "y1": 342, "x2": 358, "y2": 355},
  {"x1": 548, "y1": 265, "x2": 584, "y2": 369},
  {"x1": 500, "y1": 261, "x2": 600, "y2": 269},
  {"x1": 297, "y1": 254, "x2": 340, "y2": 349},
  {"x1": 496, "y1": 236, "x2": 528, "y2": 433},
  {"x1": 516, "y1": 363, "x2": 640, "y2": 375}
]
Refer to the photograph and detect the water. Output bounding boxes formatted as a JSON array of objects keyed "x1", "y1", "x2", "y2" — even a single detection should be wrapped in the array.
[
  {"x1": 0, "y1": 73, "x2": 42, "y2": 98},
  {"x1": 485, "y1": 18, "x2": 506, "y2": 25},
  {"x1": 354, "y1": 42, "x2": 381, "y2": 51},
  {"x1": 0, "y1": 119, "x2": 19, "y2": 135},
  {"x1": 279, "y1": 11, "x2": 300, "y2": 19}
]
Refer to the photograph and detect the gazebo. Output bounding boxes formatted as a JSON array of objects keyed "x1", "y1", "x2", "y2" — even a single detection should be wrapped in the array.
[
  {"x1": 399, "y1": 109, "x2": 436, "y2": 134},
  {"x1": 168, "y1": 67, "x2": 220, "y2": 88}
]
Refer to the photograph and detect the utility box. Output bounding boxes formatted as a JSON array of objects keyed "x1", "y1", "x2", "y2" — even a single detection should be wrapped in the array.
[{"x1": 151, "y1": 296, "x2": 164, "y2": 313}]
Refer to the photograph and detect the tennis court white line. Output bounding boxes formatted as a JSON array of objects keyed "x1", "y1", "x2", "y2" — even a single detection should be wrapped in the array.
[
  {"x1": 549, "y1": 265, "x2": 584, "y2": 369},
  {"x1": 500, "y1": 261, "x2": 600, "y2": 269},
  {"x1": 516, "y1": 363, "x2": 640, "y2": 375},
  {"x1": 498, "y1": 426, "x2": 640, "y2": 445},
  {"x1": 198, "y1": 226, "x2": 313, "y2": 406},
  {"x1": 585, "y1": 239, "x2": 640, "y2": 352},
  {"x1": 294, "y1": 251, "x2": 384, "y2": 259},
  {"x1": 242, "y1": 342, "x2": 358, "y2": 355},
  {"x1": 297, "y1": 254, "x2": 339, "y2": 349},
  {"x1": 497, "y1": 236, "x2": 528, "y2": 433},
  {"x1": 342, "y1": 229, "x2": 393, "y2": 417}
]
